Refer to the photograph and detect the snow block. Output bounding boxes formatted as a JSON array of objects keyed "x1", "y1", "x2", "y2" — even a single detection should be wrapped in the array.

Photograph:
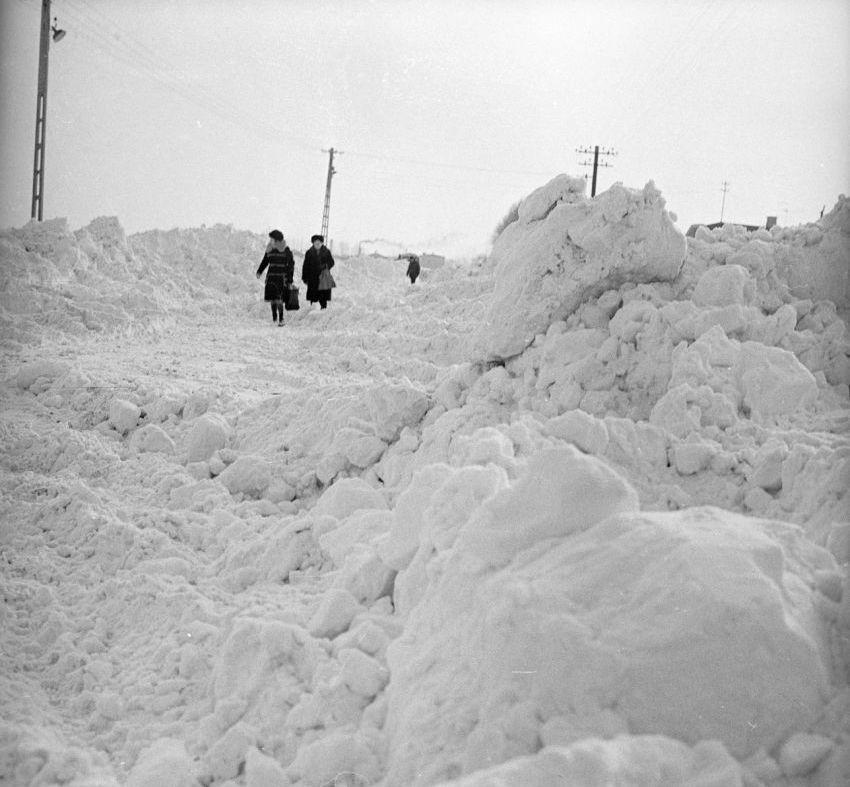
[
  {"x1": 456, "y1": 445, "x2": 640, "y2": 570},
  {"x1": 129, "y1": 423, "x2": 175, "y2": 454},
  {"x1": 108, "y1": 398, "x2": 141, "y2": 435},
  {"x1": 185, "y1": 412, "x2": 230, "y2": 462},
  {"x1": 289, "y1": 729, "x2": 381, "y2": 786},
  {"x1": 216, "y1": 454, "x2": 271, "y2": 498},
  {"x1": 475, "y1": 179, "x2": 686, "y2": 360},
  {"x1": 692, "y1": 263, "x2": 755, "y2": 307},
  {"x1": 313, "y1": 477, "x2": 388, "y2": 520},
  {"x1": 383, "y1": 506, "x2": 832, "y2": 784},
  {"x1": 436, "y1": 736, "x2": 742, "y2": 787},
  {"x1": 125, "y1": 737, "x2": 198, "y2": 787},
  {"x1": 735, "y1": 341, "x2": 819, "y2": 421},
  {"x1": 366, "y1": 382, "x2": 431, "y2": 441},
  {"x1": 15, "y1": 359, "x2": 70, "y2": 391},
  {"x1": 308, "y1": 588, "x2": 364, "y2": 639},
  {"x1": 543, "y1": 409, "x2": 609, "y2": 455}
]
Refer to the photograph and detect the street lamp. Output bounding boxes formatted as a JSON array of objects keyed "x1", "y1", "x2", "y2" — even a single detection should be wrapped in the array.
[
  {"x1": 52, "y1": 18, "x2": 66, "y2": 43},
  {"x1": 31, "y1": 1, "x2": 65, "y2": 221}
]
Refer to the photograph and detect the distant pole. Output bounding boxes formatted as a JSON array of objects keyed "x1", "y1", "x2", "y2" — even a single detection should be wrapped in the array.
[
  {"x1": 719, "y1": 181, "x2": 730, "y2": 222},
  {"x1": 321, "y1": 147, "x2": 341, "y2": 241},
  {"x1": 576, "y1": 145, "x2": 616, "y2": 197}
]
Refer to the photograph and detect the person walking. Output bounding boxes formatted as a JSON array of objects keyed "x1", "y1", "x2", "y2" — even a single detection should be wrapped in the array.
[
  {"x1": 302, "y1": 234, "x2": 335, "y2": 309},
  {"x1": 256, "y1": 229, "x2": 294, "y2": 325},
  {"x1": 405, "y1": 254, "x2": 421, "y2": 284}
]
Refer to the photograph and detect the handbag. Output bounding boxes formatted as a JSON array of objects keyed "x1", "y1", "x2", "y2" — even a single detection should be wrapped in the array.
[
  {"x1": 318, "y1": 268, "x2": 336, "y2": 290},
  {"x1": 285, "y1": 284, "x2": 300, "y2": 310}
]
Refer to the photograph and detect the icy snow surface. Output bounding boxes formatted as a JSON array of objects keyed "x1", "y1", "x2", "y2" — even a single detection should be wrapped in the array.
[{"x1": 1, "y1": 180, "x2": 849, "y2": 787}]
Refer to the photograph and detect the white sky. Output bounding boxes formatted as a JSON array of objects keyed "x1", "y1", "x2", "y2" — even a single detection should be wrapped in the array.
[{"x1": 1, "y1": 0, "x2": 848, "y2": 253}]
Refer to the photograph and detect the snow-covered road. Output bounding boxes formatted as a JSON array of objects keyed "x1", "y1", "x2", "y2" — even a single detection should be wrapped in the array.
[{"x1": 2, "y1": 185, "x2": 849, "y2": 786}]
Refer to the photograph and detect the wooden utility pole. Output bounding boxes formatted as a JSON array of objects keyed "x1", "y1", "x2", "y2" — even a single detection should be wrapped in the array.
[
  {"x1": 720, "y1": 181, "x2": 730, "y2": 222},
  {"x1": 321, "y1": 147, "x2": 341, "y2": 241},
  {"x1": 576, "y1": 145, "x2": 616, "y2": 197}
]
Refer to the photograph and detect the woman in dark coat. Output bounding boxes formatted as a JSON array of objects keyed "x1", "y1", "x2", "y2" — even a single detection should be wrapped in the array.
[
  {"x1": 302, "y1": 234, "x2": 335, "y2": 309},
  {"x1": 406, "y1": 254, "x2": 421, "y2": 284},
  {"x1": 256, "y1": 229, "x2": 295, "y2": 325}
]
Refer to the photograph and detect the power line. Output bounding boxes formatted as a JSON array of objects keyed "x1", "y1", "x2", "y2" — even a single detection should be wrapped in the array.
[
  {"x1": 58, "y1": 0, "x2": 317, "y2": 151},
  {"x1": 24, "y1": 2, "x2": 560, "y2": 189},
  {"x1": 345, "y1": 148, "x2": 552, "y2": 178}
]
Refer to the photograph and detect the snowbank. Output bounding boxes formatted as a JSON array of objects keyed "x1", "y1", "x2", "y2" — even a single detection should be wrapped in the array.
[
  {"x1": 475, "y1": 176, "x2": 686, "y2": 360},
  {"x1": 0, "y1": 181, "x2": 848, "y2": 787}
]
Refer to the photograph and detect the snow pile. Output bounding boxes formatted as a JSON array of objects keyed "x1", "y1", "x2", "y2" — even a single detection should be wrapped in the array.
[
  {"x1": 0, "y1": 218, "x2": 267, "y2": 345},
  {"x1": 0, "y1": 179, "x2": 848, "y2": 787},
  {"x1": 382, "y1": 452, "x2": 833, "y2": 783},
  {"x1": 474, "y1": 176, "x2": 686, "y2": 360}
]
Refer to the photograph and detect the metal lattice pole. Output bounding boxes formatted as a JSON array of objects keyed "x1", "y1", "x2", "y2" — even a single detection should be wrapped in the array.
[
  {"x1": 321, "y1": 147, "x2": 341, "y2": 240},
  {"x1": 31, "y1": 0, "x2": 52, "y2": 221}
]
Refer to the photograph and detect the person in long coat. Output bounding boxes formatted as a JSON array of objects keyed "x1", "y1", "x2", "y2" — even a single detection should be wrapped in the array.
[
  {"x1": 302, "y1": 234, "x2": 335, "y2": 309},
  {"x1": 406, "y1": 254, "x2": 421, "y2": 284},
  {"x1": 256, "y1": 229, "x2": 294, "y2": 325}
]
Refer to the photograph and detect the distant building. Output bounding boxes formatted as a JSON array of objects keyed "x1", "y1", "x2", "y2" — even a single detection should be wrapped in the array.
[
  {"x1": 420, "y1": 253, "x2": 445, "y2": 269},
  {"x1": 686, "y1": 216, "x2": 777, "y2": 238},
  {"x1": 358, "y1": 239, "x2": 405, "y2": 257}
]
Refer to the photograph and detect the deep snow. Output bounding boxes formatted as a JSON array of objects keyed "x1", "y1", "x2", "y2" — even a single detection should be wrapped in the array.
[{"x1": 1, "y1": 177, "x2": 848, "y2": 787}]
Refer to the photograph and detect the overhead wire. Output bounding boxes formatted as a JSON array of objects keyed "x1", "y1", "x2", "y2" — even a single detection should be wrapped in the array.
[
  {"x1": 20, "y1": 0, "x2": 584, "y2": 229},
  {"x1": 55, "y1": 0, "x2": 564, "y2": 182},
  {"x1": 58, "y1": 0, "x2": 318, "y2": 151}
]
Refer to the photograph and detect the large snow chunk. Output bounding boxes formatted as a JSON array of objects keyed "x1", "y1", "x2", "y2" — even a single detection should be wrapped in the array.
[
  {"x1": 185, "y1": 413, "x2": 230, "y2": 462},
  {"x1": 129, "y1": 423, "x2": 175, "y2": 454},
  {"x1": 313, "y1": 477, "x2": 388, "y2": 519},
  {"x1": 289, "y1": 729, "x2": 381, "y2": 786},
  {"x1": 383, "y1": 506, "x2": 831, "y2": 784},
  {"x1": 108, "y1": 398, "x2": 141, "y2": 435},
  {"x1": 457, "y1": 446, "x2": 639, "y2": 570},
  {"x1": 658, "y1": 325, "x2": 820, "y2": 425},
  {"x1": 516, "y1": 173, "x2": 586, "y2": 223},
  {"x1": 216, "y1": 454, "x2": 271, "y2": 497},
  {"x1": 735, "y1": 341, "x2": 818, "y2": 421},
  {"x1": 476, "y1": 179, "x2": 686, "y2": 360},
  {"x1": 125, "y1": 737, "x2": 198, "y2": 787},
  {"x1": 212, "y1": 619, "x2": 322, "y2": 705},
  {"x1": 544, "y1": 409, "x2": 609, "y2": 455},
  {"x1": 435, "y1": 736, "x2": 742, "y2": 787},
  {"x1": 379, "y1": 464, "x2": 457, "y2": 571},
  {"x1": 366, "y1": 382, "x2": 431, "y2": 441},
  {"x1": 15, "y1": 359, "x2": 70, "y2": 391},
  {"x1": 318, "y1": 509, "x2": 393, "y2": 566},
  {"x1": 307, "y1": 588, "x2": 364, "y2": 639},
  {"x1": 692, "y1": 263, "x2": 754, "y2": 306},
  {"x1": 773, "y1": 196, "x2": 850, "y2": 309}
]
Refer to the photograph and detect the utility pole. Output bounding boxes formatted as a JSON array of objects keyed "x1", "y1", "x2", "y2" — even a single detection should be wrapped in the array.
[
  {"x1": 31, "y1": 1, "x2": 65, "y2": 221},
  {"x1": 576, "y1": 145, "x2": 616, "y2": 197},
  {"x1": 720, "y1": 181, "x2": 730, "y2": 222},
  {"x1": 321, "y1": 147, "x2": 341, "y2": 242}
]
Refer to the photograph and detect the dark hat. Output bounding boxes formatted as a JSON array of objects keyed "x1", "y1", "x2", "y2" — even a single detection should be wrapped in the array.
[
  {"x1": 311, "y1": 234, "x2": 324, "y2": 243},
  {"x1": 268, "y1": 229, "x2": 284, "y2": 241}
]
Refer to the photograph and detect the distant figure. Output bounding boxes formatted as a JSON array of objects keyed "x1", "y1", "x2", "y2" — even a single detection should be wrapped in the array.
[
  {"x1": 405, "y1": 254, "x2": 421, "y2": 284},
  {"x1": 302, "y1": 234, "x2": 335, "y2": 309},
  {"x1": 820, "y1": 205, "x2": 825, "y2": 218},
  {"x1": 256, "y1": 229, "x2": 294, "y2": 326}
]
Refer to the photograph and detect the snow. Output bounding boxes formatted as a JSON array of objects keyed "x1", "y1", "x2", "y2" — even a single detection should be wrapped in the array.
[{"x1": 1, "y1": 177, "x2": 848, "y2": 787}]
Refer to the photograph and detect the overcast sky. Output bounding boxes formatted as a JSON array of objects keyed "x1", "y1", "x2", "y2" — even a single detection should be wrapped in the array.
[{"x1": 1, "y1": 0, "x2": 847, "y2": 254}]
